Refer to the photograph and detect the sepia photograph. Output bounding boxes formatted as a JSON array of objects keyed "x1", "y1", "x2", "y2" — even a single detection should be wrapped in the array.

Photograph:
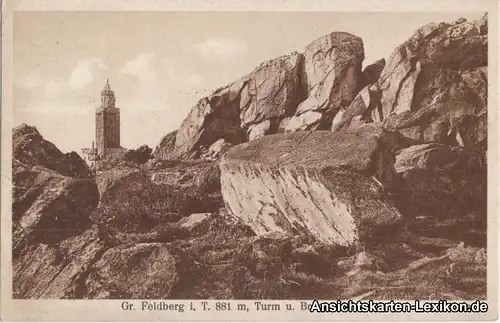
[{"x1": 1, "y1": 1, "x2": 498, "y2": 321}]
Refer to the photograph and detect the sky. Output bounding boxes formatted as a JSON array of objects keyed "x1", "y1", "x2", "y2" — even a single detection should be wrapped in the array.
[{"x1": 13, "y1": 11, "x2": 484, "y2": 153}]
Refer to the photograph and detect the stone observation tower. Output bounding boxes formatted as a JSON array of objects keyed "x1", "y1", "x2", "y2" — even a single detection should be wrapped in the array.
[
  {"x1": 81, "y1": 79, "x2": 123, "y2": 167},
  {"x1": 96, "y1": 79, "x2": 121, "y2": 157}
]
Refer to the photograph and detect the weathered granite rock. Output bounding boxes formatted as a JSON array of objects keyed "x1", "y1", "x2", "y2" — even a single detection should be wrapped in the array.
[
  {"x1": 153, "y1": 130, "x2": 178, "y2": 160},
  {"x1": 395, "y1": 143, "x2": 486, "y2": 220},
  {"x1": 172, "y1": 78, "x2": 248, "y2": 159},
  {"x1": 372, "y1": 17, "x2": 487, "y2": 150},
  {"x1": 154, "y1": 32, "x2": 365, "y2": 159},
  {"x1": 220, "y1": 126, "x2": 403, "y2": 247},
  {"x1": 295, "y1": 32, "x2": 365, "y2": 116},
  {"x1": 123, "y1": 145, "x2": 152, "y2": 165},
  {"x1": 284, "y1": 111, "x2": 323, "y2": 132},
  {"x1": 159, "y1": 53, "x2": 305, "y2": 159},
  {"x1": 331, "y1": 83, "x2": 382, "y2": 132},
  {"x1": 13, "y1": 124, "x2": 92, "y2": 179},
  {"x1": 85, "y1": 243, "x2": 190, "y2": 299},
  {"x1": 13, "y1": 226, "x2": 107, "y2": 299},
  {"x1": 395, "y1": 143, "x2": 460, "y2": 172},
  {"x1": 94, "y1": 162, "x2": 223, "y2": 232},
  {"x1": 12, "y1": 162, "x2": 99, "y2": 253},
  {"x1": 248, "y1": 120, "x2": 272, "y2": 141},
  {"x1": 288, "y1": 32, "x2": 365, "y2": 131},
  {"x1": 363, "y1": 58, "x2": 386, "y2": 85},
  {"x1": 12, "y1": 126, "x2": 102, "y2": 299},
  {"x1": 200, "y1": 139, "x2": 233, "y2": 161},
  {"x1": 239, "y1": 53, "x2": 305, "y2": 131},
  {"x1": 475, "y1": 13, "x2": 488, "y2": 35}
]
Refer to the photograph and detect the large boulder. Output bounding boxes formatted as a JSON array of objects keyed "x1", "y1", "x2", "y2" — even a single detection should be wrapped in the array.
[
  {"x1": 153, "y1": 130, "x2": 178, "y2": 160},
  {"x1": 172, "y1": 79, "x2": 248, "y2": 159},
  {"x1": 394, "y1": 143, "x2": 486, "y2": 220},
  {"x1": 12, "y1": 126, "x2": 102, "y2": 299},
  {"x1": 287, "y1": 32, "x2": 365, "y2": 131},
  {"x1": 220, "y1": 125, "x2": 404, "y2": 247},
  {"x1": 13, "y1": 124, "x2": 92, "y2": 178},
  {"x1": 161, "y1": 53, "x2": 304, "y2": 159},
  {"x1": 84, "y1": 243, "x2": 191, "y2": 299},
  {"x1": 369, "y1": 16, "x2": 487, "y2": 151},
  {"x1": 239, "y1": 53, "x2": 305, "y2": 133},
  {"x1": 13, "y1": 226, "x2": 107, "y2": 298},
  {"x1": 12, "y1": 161, "x2": 99, "y2": 253}
]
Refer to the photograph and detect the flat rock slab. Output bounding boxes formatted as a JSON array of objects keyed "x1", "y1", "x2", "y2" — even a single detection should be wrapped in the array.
[{"x1": 220, "y1": 126, "x2": 403, "y2": 247}]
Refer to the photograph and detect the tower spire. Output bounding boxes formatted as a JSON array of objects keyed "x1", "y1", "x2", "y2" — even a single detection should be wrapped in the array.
[{"x1": 103, "y1": 78, "x2": 111, "y2": 92}]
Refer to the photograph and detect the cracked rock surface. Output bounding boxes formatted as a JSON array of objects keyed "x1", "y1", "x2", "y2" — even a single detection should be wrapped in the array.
[{"x1": 220, "y1": 126, "x2": 403, "y2": 247}]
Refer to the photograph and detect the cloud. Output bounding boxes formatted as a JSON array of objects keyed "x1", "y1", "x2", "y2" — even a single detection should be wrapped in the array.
[
  {"x1": 68, "y1": 58, "x2": 106, "y2": 89},
  {"x1": 18, "y1": 57, "x2": 106, "y2": 96},
  {"x1": 192, "y1": 37, "x2": 247, "y2": 61},
  {"x1": 120, "y1": 52, "x2": 157, "y2": 86}
]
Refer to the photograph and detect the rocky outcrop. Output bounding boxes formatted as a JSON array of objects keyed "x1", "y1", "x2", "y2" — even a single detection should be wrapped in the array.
[
  {"x1": 172, "y1": 79, "x2": 248, "y2": 159},
  {"x1": 154, "y1": 32, "x2": 365, "y2": 159},
  {"x1": 12, "y1": 164, "x2": 99, "y2": 252},
  {"x1": 92, "y1": 159, "x2": 223, "y2": 233},
  {"x1": 13, "y1": 226, "x2": 107, "y2": 298},
  {"x1": 13, "y1": 124, "x2": 92, "y2": 178},
  {"x1": 85, "y1": 243, "x2": 191, "y2": 299},
  {"x1": 12, "y1": 125, "x2": 99, "y2": 253},
  {"x1": 331, "y1": 57, "x2": 387, "y2": 132},
  {"x1": 372, "y1": 16, "x2": 487, "y2": 151},
  {"x1": 239, "y1": 53, "x2": 305, "y2": 132},
  {"x1": 394, "y1": 143, "x2": 486, "y2": 220},
  {"x1": 331, "y1": 83, "x2": 382, "y2": 132},
  {"x1": 287, "y1": 32, "x2": 365, "y2": 131},
  {"x1": 153, "y1": 130, "x2": 178, "y2": 160},
  {"x1": 154, "y1": 15, "x2": 487, "y2": 160},
  {"x1": 12, "y1": 13, "x2": 489, "y2": 302},
  {"x1": 12, "y1": 125, "x2": 102, "y2": 298},
  {"x1": 237, "y1": 231, "x2": 335, "y2": 278},
  {"x1": 220, "y1": 126, "x2": 404, "y2": 247},
  {"x1": 166, "y1": 53, "x2": 305, "y2": 159}
]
